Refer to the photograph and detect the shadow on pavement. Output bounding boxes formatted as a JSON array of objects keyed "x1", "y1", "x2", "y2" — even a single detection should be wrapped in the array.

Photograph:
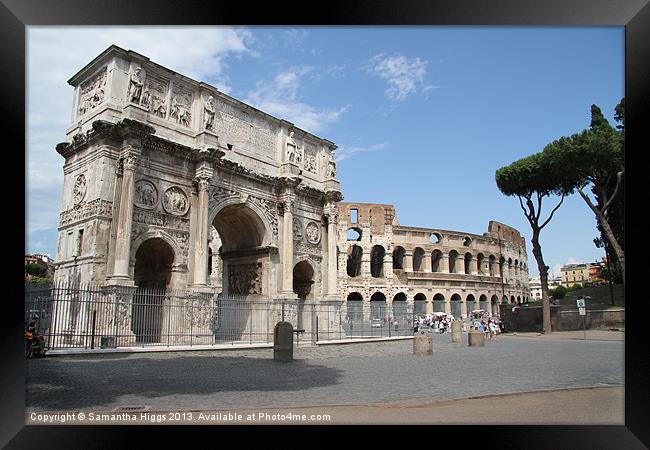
[{"x1": 26, "y1": 354, "x2": 343, "y2": 411}]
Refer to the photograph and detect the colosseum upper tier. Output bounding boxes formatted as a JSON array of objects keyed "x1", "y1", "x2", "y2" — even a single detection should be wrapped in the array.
[{"x1": 336, "y1": 202, "x2": 530, "y2": 318}]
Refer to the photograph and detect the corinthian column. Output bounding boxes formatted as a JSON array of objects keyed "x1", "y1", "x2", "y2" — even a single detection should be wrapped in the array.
[
  {"x1": 324, "y1": 203, "x2": 341, "y2": 298},
  {"x1": 189, "y1": 148, "x2": 222, "y2": 289},
  {"x1": 112, "y1": 147, "x2": 139, "y2": 283},
  {"x1": 191, "y1": 169, "x2": 213, "y2": 287},
  {"x1": 279, "y1": 177, "x2": 301, "y2": 297}
]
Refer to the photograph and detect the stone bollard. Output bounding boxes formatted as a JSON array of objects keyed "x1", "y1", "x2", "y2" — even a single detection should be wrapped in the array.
[
  {"x1": 468, "y1": 330, "x2": 485, "y2": 347},
  {"x1": 413, "y1": 331, "x2": 433, "y2": 355},
  {"x1": 451, "y1": 321, "x2": 461, "y2": 343},
  {"x1": 273, "y1": 321, "x2": 294, "y2": 362}
]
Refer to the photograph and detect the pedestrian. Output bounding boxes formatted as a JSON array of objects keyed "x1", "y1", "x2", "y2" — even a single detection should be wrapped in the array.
[{"x1": 461, "y1": 320, "x2": 467, "y2": 332}]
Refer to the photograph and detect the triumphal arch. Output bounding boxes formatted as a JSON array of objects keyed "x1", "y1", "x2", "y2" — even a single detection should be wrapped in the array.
[{"x1": 54, "y1": 45, "x2": 342, "y2": 303}]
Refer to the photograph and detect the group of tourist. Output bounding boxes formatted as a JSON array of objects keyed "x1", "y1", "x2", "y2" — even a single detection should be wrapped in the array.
[
  {"x1": 414, "y1": 313, "x2": 505, "y2": 340},
  {"x1": 469, "y1": 317, "x2": 503, "y2": 340}
]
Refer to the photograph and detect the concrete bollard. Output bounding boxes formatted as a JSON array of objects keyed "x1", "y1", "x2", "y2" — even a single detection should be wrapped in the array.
[
  {"x1": 273, "y1": 321, "x2": 294, "y2": 362},
  {"x1": 413, "y1": 332, "x2": 433, "y2": 355},
  {"x1": 468, "y1": 330, "x2": 485, "y2": 347},
  {"x1": 451, "y1": 321, "x2": 461, "y2": 343}
]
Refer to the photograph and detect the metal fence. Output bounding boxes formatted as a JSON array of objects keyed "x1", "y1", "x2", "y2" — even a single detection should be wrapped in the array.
[{"x1": 25, "y1": 281, "x2": 415, "y2": 351}]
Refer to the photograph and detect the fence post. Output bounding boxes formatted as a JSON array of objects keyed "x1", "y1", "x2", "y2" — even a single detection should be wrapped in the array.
[{"x1": 91, "y1": 310, "x2": 96, "y2": 349}]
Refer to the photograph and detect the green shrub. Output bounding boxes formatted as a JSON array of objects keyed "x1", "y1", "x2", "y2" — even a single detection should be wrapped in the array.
[
  {"x1": 549, "y1": 285, "x2": 567, "y2": 300},
  {"x1": 25, "y1": 263, "x2": 47, "y2": 277}
]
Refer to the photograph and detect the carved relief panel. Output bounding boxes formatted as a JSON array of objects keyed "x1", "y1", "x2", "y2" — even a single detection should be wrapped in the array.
[
  {"x1": 134, "y1": 179, "x2": 158, "y2": 209},
  {"x1": 169, "y1": 84, "x2": 193, "y2": 127},
  {"x1": 162, "y1": 186, "x2": 189, "y2": 216},
  {"x1": 144, "y1": 73, "x2": 170, "y2": 119},
  {"x1": 228, "y1": 262, "x2": 263, "y2": 295},
  {"x1": 72, "y1": 174, "x2": 87, "y2": 206},
  {"x1": 78, "y1": 67, "x2": 107, "y2": 116}
]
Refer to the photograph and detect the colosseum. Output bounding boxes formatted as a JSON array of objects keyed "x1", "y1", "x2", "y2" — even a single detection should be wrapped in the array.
[
  {"x1": 52, "y1": 45, "x2": 530, "y2": 344},
  {"x1": 335, "y1": 202, "x2": 530, "y2": 320}
]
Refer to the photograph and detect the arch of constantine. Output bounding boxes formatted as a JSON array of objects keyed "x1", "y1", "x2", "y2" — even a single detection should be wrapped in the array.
[{"x1": 52, "y1": 46, "x2": 529, "y2": 345}]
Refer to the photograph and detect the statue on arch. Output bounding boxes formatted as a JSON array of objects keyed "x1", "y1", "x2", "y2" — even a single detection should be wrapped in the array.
[{"x1": 128, "y1": 67, "x2": 144, "y2": 103}]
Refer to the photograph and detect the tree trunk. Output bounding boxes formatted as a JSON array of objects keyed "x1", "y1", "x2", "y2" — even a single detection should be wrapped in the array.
[
  {"x1": 578, "y1": 189, "x2": 625, "y2": 286},
  {"x1": 531, "y1": 229, "x2": 552, "y2": 334}
]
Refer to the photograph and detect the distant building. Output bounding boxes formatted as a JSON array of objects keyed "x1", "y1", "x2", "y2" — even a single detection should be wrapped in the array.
[
  {"x1": 529, "y1": 276, "x2": 563, "y2": 300},
  {"x1": 561, "y1": 262, "x2": 604, "y2": 288},
  {"x1": 25, "y1": 253, "x2": 56, "y2": 278}
]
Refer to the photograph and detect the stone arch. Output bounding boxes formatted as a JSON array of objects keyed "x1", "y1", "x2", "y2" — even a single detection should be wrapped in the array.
[
  {"x1": 466, "y1": 293, "x2": 476, "y2": 314},
  {"x1": 370, "y1": 291, "x2": 387, "y2": 319},
  {"x1": 208, "y1": 198, "x2": 272, "y2": 249},
  {"x1": 489, "y1": 255, "x2": 496, "y2": 276},
  {"x1": 431, "y1": 249, "x2": 443, "y2": 272},
  {"x1": 477, "y1": 253, "x2": 486, "y2": 274},
  {"x1": 370, "y1": 245, "x2": 386, "y2": 278},
  {"x1": 464, "y1": 252, "x2": 472, "y2": 274},
  {"x1": 432, "y1": 293, "x2": 445, "y2": 312},
  {"x1": 346, "y1": 291, "x2": 363, "y2": 321},
  {"x1": 392, "y1": 246, "x2": 405, "y2": 269},
  {"x1": 479, "y1": 294, "x2": 488, "y2": 311},
  {"x1": 293, "y1": 260, "x2": 315, "y2": 300},
  {"x1": 132, "y1": 237, "x2": 175, "y2": 343},
  {"x1": 430, "y1": 232, "x2": 442, "y2": 244},
  {"x1": 491, "y1": 295, "x2": 499, "y2": 315},
  {"x1": 413, "y1": 247, "x2": 425, "y2": 272},
  {"x1": 413, "y1": 292, "x2": 427, "y2": 316},
  {"x1": 347, "y1": 244, "x2": 363, "y2": 277},
  {"x1": 130, "y1": 228, "x2": 183, "y2": 273},
  {"x1": 392, "y1": 292, "x2": 408, "y2": 320},
  {"x1": 347, "y1": 227, "x2": 362, "y2": 241},
  {"x1": 450, "y1": 293, "x2": 462, "y2": 318},
  {"x1": 449, "y1": 250, "x2": 459, "y2": 274}
]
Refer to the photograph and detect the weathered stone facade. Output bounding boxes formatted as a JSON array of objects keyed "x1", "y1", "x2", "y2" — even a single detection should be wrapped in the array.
[
  {"x1": 54, "y1": 45, "x2": 341, "y2": 303},
  {"x1": 337, "y1": 203, "x2": 530, "y2": 318},
  {"x1": 54, "y1": 45, "x2": 529, "y2": 318}
]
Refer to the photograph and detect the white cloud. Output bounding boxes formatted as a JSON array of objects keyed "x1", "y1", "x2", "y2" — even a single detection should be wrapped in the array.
[
  {"x1": 244, "y1": 66, "x2": 349, "y2": 134},
  {"x1": 26, "y1": 27, "x2": 252, "y2": 253},
  {"x1": 335, "y1": 143, "x2": 390, "y2": 162},
  {"x1": 366, "y1": 53, "x2": 435, "y2": 101}
]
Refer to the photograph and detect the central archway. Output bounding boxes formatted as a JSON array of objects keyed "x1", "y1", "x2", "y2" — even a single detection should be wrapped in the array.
[{"x1": 211, "y1": 203, "x2": 270, "y2": 297}]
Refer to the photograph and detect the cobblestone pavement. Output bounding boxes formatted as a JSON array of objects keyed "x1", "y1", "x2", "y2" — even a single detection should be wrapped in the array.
[{"x1": 26, "y1": 332, "x2": 624, "y2": 414}]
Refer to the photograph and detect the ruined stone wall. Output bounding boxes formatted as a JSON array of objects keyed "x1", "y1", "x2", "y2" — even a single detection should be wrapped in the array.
[{"x1": 336, "y1": 202, "x2": 531, "y2": 317}]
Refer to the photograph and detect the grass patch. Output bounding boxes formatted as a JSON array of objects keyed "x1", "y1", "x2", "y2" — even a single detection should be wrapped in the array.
[{"x1": 525, "y1": 284, "x2": 624, "y2": 311}]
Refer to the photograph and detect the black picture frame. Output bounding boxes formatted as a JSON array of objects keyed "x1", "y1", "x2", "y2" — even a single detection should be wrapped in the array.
[{"x1": 5, "y1": 0, "x2": 646, "y2": 446}]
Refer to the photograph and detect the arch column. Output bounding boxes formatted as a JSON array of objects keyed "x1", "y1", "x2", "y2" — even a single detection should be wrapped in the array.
[
  {"x1": 190, "y1": 161, "x2": 214, "y2": 288},
  {"x1": 444, "y1": 297, "x2": 451, "y2": 314},
  {"x1": 404, "y1": 251, "x2": 413, "y2": 271},
  {"x1": 111, "y1": 147, "x2": 139, "y2": 285},
  {"x1": 455, "y1": 255, "x2": 465, "y2": 274},
  {"x1": 383, "y1": 253, "x2": 393, "y2": 279},
  {"x1": 361, "y1": 250, "x2": 371, "y2": 277},
  {"x1": 461, "y1": 300, "x2": 469, "y2": 319},
  {"x1": 491, "y1": 259, "x2": 500, "y2": 277},
  {"x1": 324, "y1": 193, "x2": 342, "y2": 299},
  {"x1": 439, "y1": 254, "x2": 449, "y2": 273},
  {"x1": 279, "y1": 177, "x2": 301, "y2": 297},
  {"x1": 470, "y1": 256, "x2": 478, "y2": 275},
  {"x1": 422, "y1": 253, "x2": 432, "y2": 272}
]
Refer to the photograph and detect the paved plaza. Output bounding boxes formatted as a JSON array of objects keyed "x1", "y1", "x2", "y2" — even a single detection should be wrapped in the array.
[{"x1": 26, "y1": 332, "x2": 624, "y2": 424}]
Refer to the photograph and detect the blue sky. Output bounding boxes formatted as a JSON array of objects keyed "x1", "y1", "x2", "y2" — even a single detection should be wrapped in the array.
[{"x1": 26, "y1": 26, "x2": 624, "y2": 279}]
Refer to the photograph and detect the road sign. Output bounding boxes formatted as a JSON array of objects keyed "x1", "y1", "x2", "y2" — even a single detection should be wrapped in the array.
[
  {"x1": 578, "y1": 307, "x2": 586, "y2": 316},
  {"x1": 576, "y1": 298, "x2": 586, "y2": 308}
]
